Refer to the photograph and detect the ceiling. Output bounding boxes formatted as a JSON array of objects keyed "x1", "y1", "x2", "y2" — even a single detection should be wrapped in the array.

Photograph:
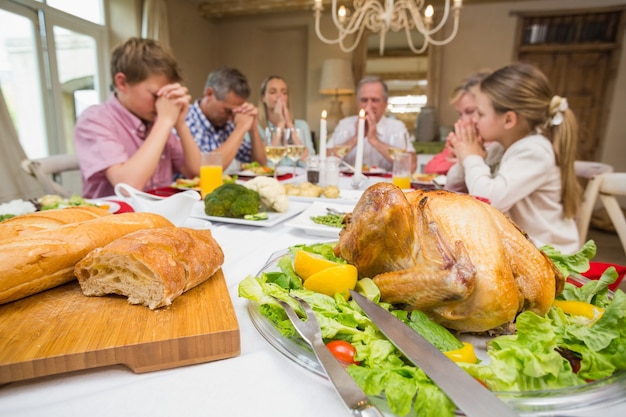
[{"x1": 189, "y1": 0, "x2": 526, "y2": 20}]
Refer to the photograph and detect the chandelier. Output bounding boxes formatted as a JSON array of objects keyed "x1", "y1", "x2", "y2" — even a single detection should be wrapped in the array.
[{"x1": 313, "y1": 0, "x2": 463, "y2": 55}]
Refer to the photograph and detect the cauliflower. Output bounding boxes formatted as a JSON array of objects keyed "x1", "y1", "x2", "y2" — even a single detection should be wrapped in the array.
[{"x1": 244, "y1": 176, "x2": 289, "y2": 212}]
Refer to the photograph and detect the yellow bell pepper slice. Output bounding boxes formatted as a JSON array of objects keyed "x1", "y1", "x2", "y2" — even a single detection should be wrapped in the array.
[
  {"x1": 553, "y1": 299, "x2": 604, "y2": 320},
  {"x1": 444, "y1": 342, "x2": 478, "y2": 364}
]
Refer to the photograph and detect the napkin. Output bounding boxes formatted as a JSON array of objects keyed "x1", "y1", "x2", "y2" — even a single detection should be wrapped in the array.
[{"x1": 581, "y1": 261, "x2": 625, "y2": 291}]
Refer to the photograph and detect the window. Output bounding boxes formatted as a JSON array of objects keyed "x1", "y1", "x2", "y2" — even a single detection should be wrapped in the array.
[
  {"x1": 521, "y1": 11, "x2": 621, "y2": 45},
  {"x1": 47, "y1": 0, "x2": 104, "y2": 24},
  {"x1": 0, "y1": 0, "x2": 107, "y2": 159}
]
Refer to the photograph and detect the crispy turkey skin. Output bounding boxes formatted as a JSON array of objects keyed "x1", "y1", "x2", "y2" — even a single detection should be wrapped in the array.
[{"x1": 335, "y1": 183, "x2": 564, "y2": 333}]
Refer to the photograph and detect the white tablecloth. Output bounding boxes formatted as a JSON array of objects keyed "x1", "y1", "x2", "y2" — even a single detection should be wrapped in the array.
[{"x1": 1, "y1": 175, "x2": 625, "y2": 417}]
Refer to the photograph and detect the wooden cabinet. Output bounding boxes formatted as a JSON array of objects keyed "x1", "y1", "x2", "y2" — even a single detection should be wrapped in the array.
[{"x1": 513, "y1": 6, "x2": 626, "y2": 160}]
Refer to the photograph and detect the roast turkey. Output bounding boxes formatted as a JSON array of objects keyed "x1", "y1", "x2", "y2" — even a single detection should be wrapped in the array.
[{"x1": 335, "y1": 183, "x2": 564, "y2": 333}]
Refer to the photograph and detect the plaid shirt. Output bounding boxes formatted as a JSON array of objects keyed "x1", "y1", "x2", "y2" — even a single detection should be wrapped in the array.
[{"x1": 186, "y1": 100, "x2": 252, "y2": 162}]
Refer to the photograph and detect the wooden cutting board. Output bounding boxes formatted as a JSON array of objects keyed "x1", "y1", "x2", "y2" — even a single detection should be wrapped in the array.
[{"x1": 0, "y1": 269, "x2": 239, "y2": 384}]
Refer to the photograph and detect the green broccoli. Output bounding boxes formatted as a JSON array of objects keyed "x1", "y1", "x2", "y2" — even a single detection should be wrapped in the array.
[{"x1": 204, "y1": 183, "x2": 260, "y2": 218}]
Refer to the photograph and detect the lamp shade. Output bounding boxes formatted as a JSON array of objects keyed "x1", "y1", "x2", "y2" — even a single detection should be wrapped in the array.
[{"x1": 319, "y1": 58, "x2": 355, "y2": 96}]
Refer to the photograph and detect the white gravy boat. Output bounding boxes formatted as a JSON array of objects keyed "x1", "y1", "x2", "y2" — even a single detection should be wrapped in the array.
[{"x1": 114, "y1": 183, "x2": 201, "y2": 226}]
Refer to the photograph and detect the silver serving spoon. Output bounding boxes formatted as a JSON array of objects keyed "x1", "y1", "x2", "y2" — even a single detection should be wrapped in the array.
[{"x1": 326, "y1": 207, "x2": 346, "y2": 215}]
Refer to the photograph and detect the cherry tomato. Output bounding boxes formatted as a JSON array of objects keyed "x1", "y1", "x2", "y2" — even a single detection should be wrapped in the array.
[{"x1": 326, "y1": 340, "x2": 359, "y2": 366}]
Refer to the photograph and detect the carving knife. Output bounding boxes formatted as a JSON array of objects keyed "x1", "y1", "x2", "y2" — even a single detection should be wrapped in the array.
[{"x1": 350, "y1": 290, "x2": 519, "y2": 417}]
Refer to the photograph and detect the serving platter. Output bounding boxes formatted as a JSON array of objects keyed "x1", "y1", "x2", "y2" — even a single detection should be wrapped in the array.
[
  {"x1": 188, "y1": 200, "x2": 309, "y2": 227},
  {"x1": 246, "y1": 250, "x2": 626, "y2": 416}
]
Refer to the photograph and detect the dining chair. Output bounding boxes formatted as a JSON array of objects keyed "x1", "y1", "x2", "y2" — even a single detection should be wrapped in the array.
[
  {"x1": 576, "y1": 172, "x2": 626, "y2": 257},
  {"x1": 574, "y1": 160, "x2": 613, "y2": 179},
  {"x1": 20, "y1": 153, "x2": 80, "y2": 198},
  {"x1": 575, "y1": 160, "x2": 614, "y2": 242}
]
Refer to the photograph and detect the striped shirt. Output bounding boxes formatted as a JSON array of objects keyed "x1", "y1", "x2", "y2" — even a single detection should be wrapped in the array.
[{"x1": 186, "y1": 100, "x2": 252, "y2": 162}]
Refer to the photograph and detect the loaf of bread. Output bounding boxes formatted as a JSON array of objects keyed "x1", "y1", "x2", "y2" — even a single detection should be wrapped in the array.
[
  {"x1": 0, "y1": 212, "x2": 174, "y2": 305},
  {"x1": 74, "y1": 227, "x2": 224, "y2": 309},
  {"x1": 0, "y1": 205, "x2": 112, "y2": 242}
]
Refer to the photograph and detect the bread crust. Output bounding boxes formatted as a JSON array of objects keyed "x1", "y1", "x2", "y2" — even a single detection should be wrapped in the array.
[
  {"x1": 0, "y1": 206, "x2": 112, "y2": 242},
  {"x1": 74, "y1": 227, "x2": 225, "y2": 309},
  {"x1": 0, "y1": 212, "x2": 174, "y2": 305}
]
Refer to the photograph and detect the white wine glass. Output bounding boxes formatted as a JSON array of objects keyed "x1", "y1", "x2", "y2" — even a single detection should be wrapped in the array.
[
  {"x1": 388, "y1": 131, "x2": 411, "y2": 159},
  {"x1": 329, "y1": 130, "x2": 352, "y2": 159},
  {"x1": 264, "y1": 127, "x2": 287, "y2": 179},
  {"x1": 284, "y1": 127, "x2": 305, "y2": 177}
]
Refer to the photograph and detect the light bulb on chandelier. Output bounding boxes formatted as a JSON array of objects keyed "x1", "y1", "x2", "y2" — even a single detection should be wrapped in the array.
[{"x1": 313, "y1": 0, "x2": 463, "y2": 55}]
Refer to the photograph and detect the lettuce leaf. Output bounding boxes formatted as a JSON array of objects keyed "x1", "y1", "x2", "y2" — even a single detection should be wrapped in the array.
[
  {"x1": 289, "y1": 242, "x2": 346, "y2": 264},
  {"x1": 540, "y1": 240, "x2": 596, "y2": 278}
]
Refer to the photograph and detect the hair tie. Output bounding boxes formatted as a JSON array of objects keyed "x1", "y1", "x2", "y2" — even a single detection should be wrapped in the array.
[{"x1": 549, "y1": 95, "x2": 568, "y2": 126}]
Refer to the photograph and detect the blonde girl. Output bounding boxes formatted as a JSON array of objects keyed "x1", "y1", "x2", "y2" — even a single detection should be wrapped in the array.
[
  {"x1": 446, "y1": 62, "x2": 581, "y2": 253},
  {"x1": 425, "y1": 70, "x2": 504, "y2": 175}
]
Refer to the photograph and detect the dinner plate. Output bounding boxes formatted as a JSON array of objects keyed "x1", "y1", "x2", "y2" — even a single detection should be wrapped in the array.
[
  {"x1": 285, "y1": 201, "x2": 354, "y2": 238},
  {"x1": 237, "y1": 169, "x2": 273, "y2": 177},
  {"x1": 188, "y1": 200, "x2": 309, "y2": 227},
  {"x1": 341, "y1": 167, "x2": 388, "y2": 176},
  {"x1": 247, "y1": 251, "x2": 626, "y2": 416},
  {"x1": 86, "y1": 199, "x2": 121, "y2": 214},
  {"x1": 170, "y1": 177, "x2": 201, "y2": 191},
  {"x1": 411, "y1": 174, "x2": 446, "y2": 185},
  {"x1": 363, "y1": 167, "x2": 387, "y2": 176}
]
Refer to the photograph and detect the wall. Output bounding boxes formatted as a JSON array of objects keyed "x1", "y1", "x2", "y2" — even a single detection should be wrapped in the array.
[
  {"x1": 158, "y1": 0, "x2": 626, "y2": 172},
  {"x1": 437, "y1": 0, "x2": 626, "y2": 174},
  {"x1": 107, "y1": 0, "x2": 143, "y2": 49},
  {"x1": 165, "y1": 4, "x2": 357, "y2": 139},
  {"x1": 165, "y1": 0, "x2": 214, "y2": 97}
]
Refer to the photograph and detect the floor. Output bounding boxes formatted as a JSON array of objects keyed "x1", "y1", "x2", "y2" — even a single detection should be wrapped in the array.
[{"x1": 585, "y1": 227, "x2": 626, "y2": 292}]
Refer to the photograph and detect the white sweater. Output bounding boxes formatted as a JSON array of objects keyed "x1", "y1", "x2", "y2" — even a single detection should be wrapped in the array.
[{"x1": 446, "y1": 134, "x2": 580, "y2": 254}]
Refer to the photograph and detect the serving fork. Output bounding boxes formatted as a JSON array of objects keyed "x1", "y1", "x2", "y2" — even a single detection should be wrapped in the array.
[{"x1": 272, "y1": 295, "x2": 384, "y2": 417}]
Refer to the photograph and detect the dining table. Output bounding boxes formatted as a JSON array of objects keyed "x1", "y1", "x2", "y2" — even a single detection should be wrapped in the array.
[{"x1": 1, "y1": 171, "x2": 625, "y2": 417}]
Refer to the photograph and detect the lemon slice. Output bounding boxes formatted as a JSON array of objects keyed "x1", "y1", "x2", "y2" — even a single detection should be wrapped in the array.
[
  {"x1": 354, "y1": 277, "x2": 381, "y2": 303},
  {"x1": 303, "y1": 264, "x2": 358, "y2": 300},
  {"x1": 293, "y1": 250, "x2": 340, "y2": 280}
]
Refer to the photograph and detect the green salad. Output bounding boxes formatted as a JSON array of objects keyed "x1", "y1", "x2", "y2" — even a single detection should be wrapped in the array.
[{"x1": 238, "y1": 241, "x2": 625, "y2": 417}]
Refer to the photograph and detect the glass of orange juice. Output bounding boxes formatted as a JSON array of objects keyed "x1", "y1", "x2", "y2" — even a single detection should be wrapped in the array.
[
  {"x1": 200, "y1": 152, "x2": 223, "y2": 198},
  {"x1": 392, "y1": 152, "x2": 412, "y2": 190}
]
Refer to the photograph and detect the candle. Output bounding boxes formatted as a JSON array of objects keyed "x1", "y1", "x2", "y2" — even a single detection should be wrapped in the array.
[
  {"x1": 354, "y1": 109, "x2": 365, "y2": 178},
  {"x1": 424, "y1": 5, "x2": 434, "y2": 25},
  {"x1": 319, "y1": 110, "x2": 327, "y2": 161},
  {"x1": 338, "y1": 6, "x2": 347, "y2": 24}
]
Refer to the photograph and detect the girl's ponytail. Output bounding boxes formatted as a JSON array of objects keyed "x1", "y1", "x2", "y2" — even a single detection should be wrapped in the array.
[{"x1": 548, "y1": 97, "x2": 581, "y2": 219}]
